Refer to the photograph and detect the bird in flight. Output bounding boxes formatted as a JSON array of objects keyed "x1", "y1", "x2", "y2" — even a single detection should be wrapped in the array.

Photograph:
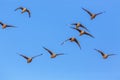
[
  {"x1": 0, "y1": 21, "x2": 15, "y2": 29},
  {"x1": 71, "y1": 22, "x2": 89, "y2": 31},
  {"x1": 71, "y1": 27, "x2": 94, "y2": 38},
  {"x1": 15, "y1": 7, "x2": 31, "y2": 18},
  {"x1": 17, "y1": 53, "x2": 43, "y2": 63},
  {"x1": 43, "y1": 47, "x2": 64, "y2": 58},
  {"x1": 61, "y1": 37, "x2": 81, "y2": 49},
  {"x1": 82, "y1": 8, "x2": 103, "y2": 20},
  {"x1": 94, "y1": 49, "x2": 116, "y2": 59}
]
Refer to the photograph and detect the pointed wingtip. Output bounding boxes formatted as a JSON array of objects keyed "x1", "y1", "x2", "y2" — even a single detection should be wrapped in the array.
[
  {"x1": 16, "y1": 53, "x2": 20, "y2": 55},
  {"x1": 16, "y1": 53, "x2": 24, "y2": 57},
  {"x1": 94, "y1": 49, "x2": 99, "y2": 52},
  {"x1": 92, "y1": 36, "x2": 95, "y2": 38},
  {"x1": 61, "y1": 41, "x2": 65, "y2": 45},
  {"x1": 79, "y1": 46, "x2": 81, "y2": 50},
  {"x1": 40, "y1": 53, "x2": 43, "y2": 55},
  {"x1": 89, "y1": 34, "x2": 95, "y2": 38},
  {"x1": 70, "y1": 27, "x2": 76, "y2": 29},
  {"x1": 42, "y1": 46, "x2": 48, "y2": 50},
  {"x1": 29, "y1": 16, "x2": 31, "y2": 18},
  {"x1": 82, "y1": 7, "x2": 86, "y2": 10},
  {"x1": 81, "y1": 7, "x2": 84, "y2": 9},
  {"x1": 42, "y1": 46, "x2": 45, "y2": 48}
]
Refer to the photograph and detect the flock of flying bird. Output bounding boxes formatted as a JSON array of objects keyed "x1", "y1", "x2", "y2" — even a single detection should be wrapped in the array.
[
  {"x1": 0, "y1": 5, "x2": 116, "y2": 64},
  {"x1": 61, "y1": 8, "x2": 116, "y2": 59}
]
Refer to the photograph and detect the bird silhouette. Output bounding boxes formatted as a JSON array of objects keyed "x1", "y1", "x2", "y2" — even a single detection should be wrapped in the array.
[
  {"x1": 61, "y1": 37, "x2": 81, "y2": 49},
  {"x1": 82, "y1": 8, "x2": 103, "y2": 20},
  {"x1": 15, "y1": 7, "x2": 31, "y2": 18},
  {"x1": 17, "y1": 53, "x2": 43, "y2": 63},
  {"x1": 43, "y1": 47, "x2": 64, "y2": 58},
  {"x1": 71, "y1": 22, "x2": 89, "y2": 31},
  {"x1": 94, "y1": 49, "x2": 116, "y2": 59},
  {"x1": 0, "y1": 21, "x2": 15, "y2": 29},
  {"x1": 71, "y1": 27, "x2": 94, "y2": 38}
]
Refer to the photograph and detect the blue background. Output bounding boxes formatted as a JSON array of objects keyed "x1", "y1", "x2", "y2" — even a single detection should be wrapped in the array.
[{"x1": 0, "y1": 0, "x2": 120, "y2": 80}]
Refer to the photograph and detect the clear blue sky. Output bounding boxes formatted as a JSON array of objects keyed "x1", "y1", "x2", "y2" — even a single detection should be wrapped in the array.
[{"x1": 0, "y1": 0, "x2": 120, "y2": 80}]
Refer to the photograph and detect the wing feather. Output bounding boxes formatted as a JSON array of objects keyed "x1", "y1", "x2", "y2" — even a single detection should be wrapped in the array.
[
  {"x1": 15, "y1": 7, "x2": 24, "y2": 11},
  {"x1": 17, "y1": 53, "x2": 29, "y2": 60},
  {"x1": 84, "y1": 32, "x2": 94, "y2": 38},
  {"x1": 74, "y1": 38, "x2": 81, "y2": 49},
  {"x1": 82, "y1": 8, "x2": 93, "y2": 16},
  {"x1": 43, "y1": 47, "x2": 53, "y2": 55}
]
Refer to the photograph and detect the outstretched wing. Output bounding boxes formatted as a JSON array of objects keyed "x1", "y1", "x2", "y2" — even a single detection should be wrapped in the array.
[
  {"x1": 17, "y1": 53, "x2": 29, "y2": 60},
  {"x1": 80, "y1": 24, "x2": 89, "y2": 31},
  {"x1": 15, "y1": 7, "x2": 24, "y2": 11},
  {"x1": 84, "y1": 32, "x2": 94, "y2": 38},
  {"x1": 43, "y1": 47, "x2": 54, "y2": 55},
  {"x1": 6, "y1": 25, "x2": 16, "y2": 27},
  {"x1": 26, "y1": 9, "x2": 31, "y2": 18},
  {"x1": 32, "y1": 54, "x2": 43, "y2": 59},
  {"x1": 94, "y1": 49, "x2": 105, "y2": 56},
  {"x1": 56, "y1": 53, "x2": 64, "y2": 56},
  {"x1": 74, "y1": 38, "x2": 81, "y2": 49},
  {"x1": 108, "y1": 54, "x2": 116, "y2": 56},
  {"x1": 61, "y1": 38, "x2": 70, "y2": 45},
  {"x1": 96, "y1": 12, "x2": 103, "y2": 16},
  {"x1": 82, "y1": 8, "x2": 93, "y2": 16}
]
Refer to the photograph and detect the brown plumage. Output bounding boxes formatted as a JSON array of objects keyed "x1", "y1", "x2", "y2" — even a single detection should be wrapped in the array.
[
  {"x1": 82, "y1": 8, "x2": 103, "y2": 20},
  {"x1": 61, "y1": 37, "x2": 81, "y2": 49},
  {"x1": 43, "y1": 47, "x2": 64, "y2": 58},
  {"x1": 17, "y1": 53, "x2": 43, "y2": 63},
  {"x1": 15, "y1": 7, "x2": 31, "y2": 18},
  {"x1": 0, "y1": 21, "x2": 15, "y2": 29},
  {"x1": 94, "y1": 49, "x2": 116, "y2": 59},
  {"x1": 71, "y1": 27, "x2": 94, "y2": 38},
  {"x1": 71, "y1": 22, "x2": 89, "y2": 31}
]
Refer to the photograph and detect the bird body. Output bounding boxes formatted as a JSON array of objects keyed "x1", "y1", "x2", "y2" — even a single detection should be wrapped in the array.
[
  {"x1": 0, "y1": 21, "x2": 15, "y2": 29},
  {"x1": 15, "y1": 7, "x2": 31, "y2": 18},
  {"x1": 71, "y1": 23, "x2": 81, "y2": 29},
  {"x1": 43, "y1": 47, "x2": 64, "y2": 58},
  {"x1": 80, "y1": 30, "x2": 85, "y2": 36},
  {"x1": 94, "y1": 49, "x2": 116, "y2": 59},
  {"x1": 102, "y1": 54, "x2": 109, "y2": 59},
  {"x1": 71, "y1": 27, "x2": 94, "y2": 38},
  {"x1": 82, "y1": 8, "x2": 103, "y2": 20},
  {"x1": 17, "y1": 53, "x2": 43, "y2": 63},
  {"x1": 61, "y1": 37, "x2": 81, "y2": 49},
  {"x1": 50, "y1": 53, "x2": 57, "y2": 58},
  {"x1": 22, "y1": 8, "x2": 27, "y2": 13},
  {"x1": 71, "y1": 22, "x2": 88, "y2": 31},
  {"x1": 91, "y1": 14, "x2": 96, "y2": 20},
  {"x1": 27, "y1": 58, "x2": 32, "y2": 63},
  {"x1": 75, "y1": 23, "x2": 81, "y2": 29},
  {"x1": 70, "y1": 37, "x2": 76, "y2": 42},
  {"x1": 2, "y1": 24, "x2": 7, "y2": 29}
]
